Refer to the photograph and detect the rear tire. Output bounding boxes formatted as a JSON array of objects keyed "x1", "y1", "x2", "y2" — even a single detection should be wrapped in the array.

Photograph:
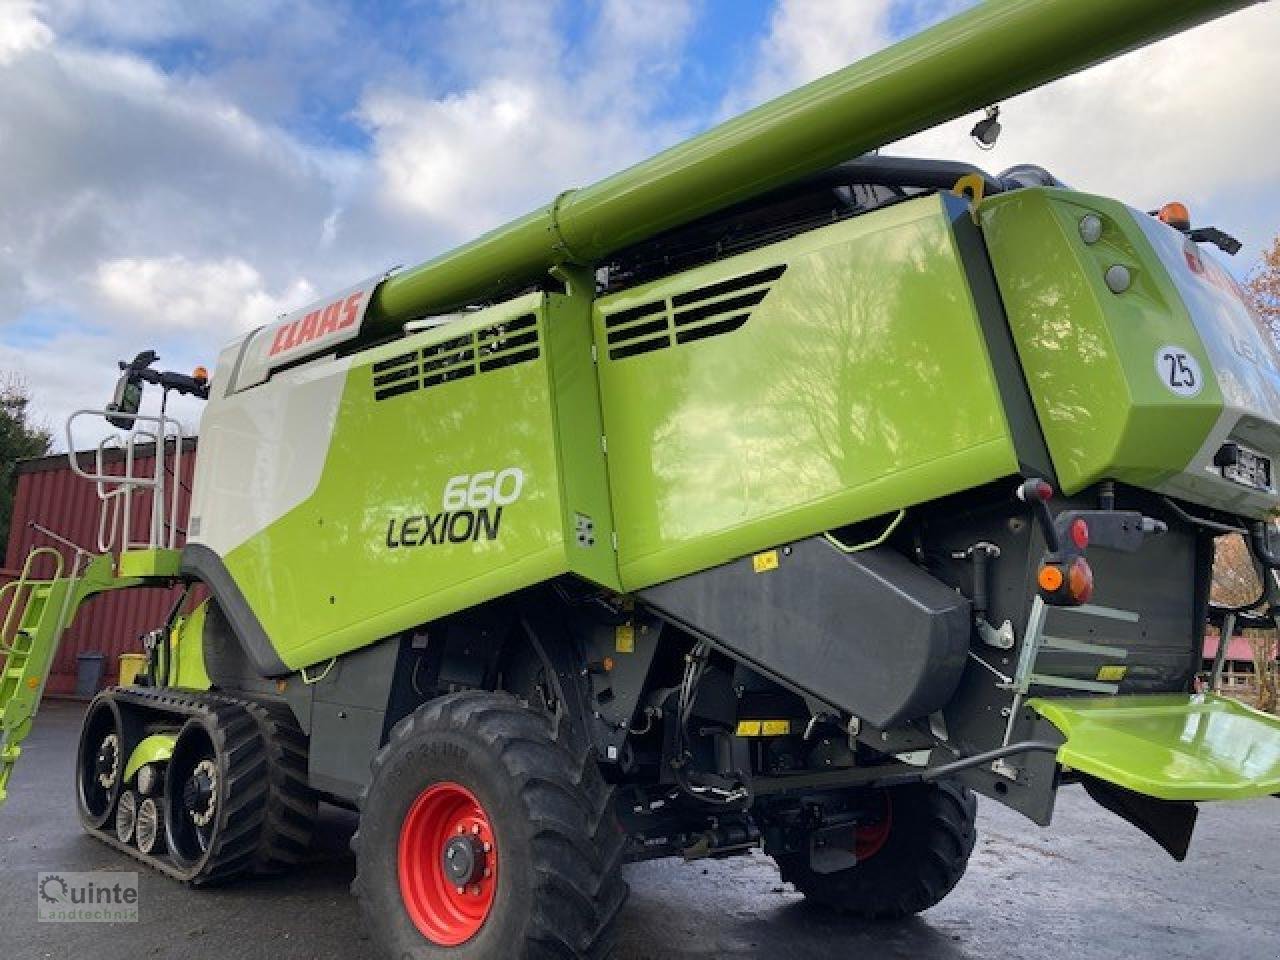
[
  {"x1": 772, "y1": 781, "x2": 977, "y2": 919},
  {"x1": 353, "y1": 691, "x2": 627, "y2": 959}
]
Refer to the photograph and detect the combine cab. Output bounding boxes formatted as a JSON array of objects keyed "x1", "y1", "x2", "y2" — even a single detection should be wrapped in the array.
[{"x1": 2, "y1": 1, "x2": 1278, "y2": 957}]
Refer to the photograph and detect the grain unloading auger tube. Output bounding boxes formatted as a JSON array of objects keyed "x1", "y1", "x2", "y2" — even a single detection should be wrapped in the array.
[
  {"x1": 231, "y1": 0, "x2": 1259, "y2": 389},
  {"x1": 3, "y1": 2, "x2": 1279, "y2": 958}
]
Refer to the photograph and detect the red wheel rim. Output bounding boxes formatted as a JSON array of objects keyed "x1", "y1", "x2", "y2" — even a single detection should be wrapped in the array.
[
  {"x1": 398, "y1": 782, "x2": 498, "y2": 946},
  {"x1": 855, "y1": 792, "x2": 893, "y2": 861}
]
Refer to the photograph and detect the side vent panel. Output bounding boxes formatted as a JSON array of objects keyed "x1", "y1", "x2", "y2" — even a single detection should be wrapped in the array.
[
  {"x1": 603, "y1": 264, "x2": 786, "y2": 361},
  {"x1": 372, "y1": 313, "x2": 539, "y2": 402}
]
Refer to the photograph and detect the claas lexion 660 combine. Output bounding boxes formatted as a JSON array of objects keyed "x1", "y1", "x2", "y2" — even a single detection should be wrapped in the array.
[{"x1": 4, "y1": 1, "x2": 1280, "y2": 956}]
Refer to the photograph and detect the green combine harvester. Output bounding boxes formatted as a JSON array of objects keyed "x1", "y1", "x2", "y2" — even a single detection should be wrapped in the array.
[{"x1": 3, "y1": 0, "x2": 1280, "y2": 956}]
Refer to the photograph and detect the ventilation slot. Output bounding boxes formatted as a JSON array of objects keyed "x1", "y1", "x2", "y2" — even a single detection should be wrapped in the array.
[
  {"x1": 477, "y1": 313, "x2": 539, "y2": 373},
  {"x1": 372, "y1": 314, "x2": 540, "y2": 402},
  {"x1": 373, "y1": 352, "x2": 420, "y2": 401},
  {"x1": 604, "y1": 264, "x2": 786, "y2": 361},
  {"x1": 670, "y1": 264, "x2": 787, "y2": 307}
]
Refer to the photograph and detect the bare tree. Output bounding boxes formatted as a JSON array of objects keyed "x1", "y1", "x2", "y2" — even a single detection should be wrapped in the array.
[
  {"x1": 1221, "y1": 237, "x2": 1280, "y2": 712},
  {"x1": 1244, "y1": 234, "x2": 1280, "y2": 344}
]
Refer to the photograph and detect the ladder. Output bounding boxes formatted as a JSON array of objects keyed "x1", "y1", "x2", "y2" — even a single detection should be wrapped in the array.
[
  {"x1": 0, "y1": 548, "x2": 135, "y2": 806},
  {"x1": 0, "y1": 545, "x2": 179, "y2": 807},
  {"x1": 0, "y1": 548, "x2": 73, "y2": 804}
]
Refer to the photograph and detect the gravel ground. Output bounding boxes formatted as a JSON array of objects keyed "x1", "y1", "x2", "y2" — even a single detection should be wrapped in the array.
[{"x1": 2, "y1": 701, "x2": 1277, "y2": 960}]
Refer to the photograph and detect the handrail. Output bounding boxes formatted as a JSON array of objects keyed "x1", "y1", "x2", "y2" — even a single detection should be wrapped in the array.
[
  {"x1": 0, "y1": 547, "x2": 64, "y2": 655},
  {"x1": 65, "y1": 409, "x2": 184, "y2": 553}
]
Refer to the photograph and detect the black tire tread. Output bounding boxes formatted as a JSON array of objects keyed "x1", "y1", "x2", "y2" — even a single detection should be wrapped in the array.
[
  {"x1": 166, "y1": 698, "x2": 270, "y2": 885},
  {"x1": 775, "y1": 781, "x2": 977, "y2": 920},
  {"x1": 243, "y1": 699, "x2": 318, "y2": 872},
  {"x1": 353, "y1": 690, "x2": 628, "y2": 959}
]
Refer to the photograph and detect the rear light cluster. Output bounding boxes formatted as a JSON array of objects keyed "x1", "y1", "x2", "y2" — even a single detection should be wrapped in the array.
[
  {"x1": 1017, "y1": 477, "x2": 1166, "y2": 610},
  {"x1": 1037, "y1": 556, "x2": 1093, "y2": 605},
  {"x1": 1017, "y1": 479, "x2": 1096, "y2": 607}
]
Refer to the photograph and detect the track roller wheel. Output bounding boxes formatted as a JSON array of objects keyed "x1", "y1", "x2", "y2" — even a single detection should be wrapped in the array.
[
  {"x1": 353, "y1": 691, "x2": 627, "y2": 958},
  {"x1": 137, "y1": 797, "x2": 165, "y2": 855},
  {"x1": 116, "y1": 790, "x2": 139, "y2": 844},
  {"x1": 162, "y1": 703, "x2": 269, "y2": 884},
  {"x1": 772, "y1": 781, "x2": 977, "y2": 920}
]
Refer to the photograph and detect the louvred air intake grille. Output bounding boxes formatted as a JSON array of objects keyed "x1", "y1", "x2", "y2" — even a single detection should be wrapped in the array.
[
  {"x1": 372, "y1": 313, "x2": 540, "y2": 402},
  {"x1": 603, "y1": 264, "x2": 787, "y2": 361}
]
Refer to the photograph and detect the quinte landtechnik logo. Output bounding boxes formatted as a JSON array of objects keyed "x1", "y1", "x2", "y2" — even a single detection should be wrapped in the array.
[{"x1": 37, "y1": 872, "x2": 139, "y2": 922}]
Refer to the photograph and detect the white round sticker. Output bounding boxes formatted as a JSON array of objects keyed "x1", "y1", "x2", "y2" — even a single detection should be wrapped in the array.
[{"x1": 1154, "y1": 345, "x2": 1203, "y2": 398}]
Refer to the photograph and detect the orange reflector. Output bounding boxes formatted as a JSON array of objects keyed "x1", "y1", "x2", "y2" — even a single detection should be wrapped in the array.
[
  {"x1": 1068, "y1": 557, "x2": 1094, "y2": 604},
  {"x1": 1158, "y1": 202, "x2": 1191, "y2": 232},
  {"x1": 1038, "y1": 565, "x2": 1064, "y2": 592}
]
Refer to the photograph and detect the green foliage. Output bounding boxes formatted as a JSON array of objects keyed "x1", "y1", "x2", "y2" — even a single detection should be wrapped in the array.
[{"x1": 0, "y1": 374, "x2": 53, "y2": 559}]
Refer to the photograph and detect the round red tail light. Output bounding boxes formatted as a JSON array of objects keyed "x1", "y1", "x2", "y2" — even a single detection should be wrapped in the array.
[{"x1": 1068, "y1": 557, "x2": 1094, "y2": 604}]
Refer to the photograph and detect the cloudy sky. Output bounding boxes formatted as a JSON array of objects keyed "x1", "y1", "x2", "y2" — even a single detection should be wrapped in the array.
[{"x1": 2, "y1": 0, "x2": 1278, "y2": 441}]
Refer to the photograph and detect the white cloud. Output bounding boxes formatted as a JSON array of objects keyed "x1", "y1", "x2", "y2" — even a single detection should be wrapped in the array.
[
  {"x1": 723, "y1": 0, "x2": 895, "y2": 115},
  {"x1": 0, "y1": 12, "x2": 369, "y2": 354},
  {"x1": 96, "y1": 255, "x2": 315, "y2": 333},
  {"x1": 362, "y1": 79, "x2": 662, "y2": 238},
  {"x1": 359, "y1": 0, "x2": 697, "y2": 240},
  {"x1": 0, "y1": 2, "x2": 53, "y2": 65},
  {"x1": 580, "y1": 0, "x2": 698, "y2": 114}
]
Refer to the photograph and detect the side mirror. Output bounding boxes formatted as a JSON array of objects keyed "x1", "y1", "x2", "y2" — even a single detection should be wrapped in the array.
[{"x1": 106, "y1": 372, "x2": 142, "y2": 430}]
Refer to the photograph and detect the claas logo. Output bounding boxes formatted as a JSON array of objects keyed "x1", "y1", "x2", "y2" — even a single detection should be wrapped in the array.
[{"x1": 269, "y1": 292, "x2": 365, "y2": 357}]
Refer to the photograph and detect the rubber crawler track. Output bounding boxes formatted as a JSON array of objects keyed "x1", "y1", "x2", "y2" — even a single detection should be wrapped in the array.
[{"x1": 79, "y1": 687, "x2": 316, "y2": 885}]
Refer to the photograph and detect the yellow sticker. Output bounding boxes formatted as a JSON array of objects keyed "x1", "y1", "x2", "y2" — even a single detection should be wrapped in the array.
[
  {"x1": 615, "y1": 623, "x2": 635, "y2": 654},
  {"x1": 735, "y1": 720, "x2": 791, "y2": 737},
  {"x1": 1097, "y1": 665, "x2": 1128, "y2": 682},
  {"x1": 752, "y1": 550, "x2": 780, "y2": 573}
]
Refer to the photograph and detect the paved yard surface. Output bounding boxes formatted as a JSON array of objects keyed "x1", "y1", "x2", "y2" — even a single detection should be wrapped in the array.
[{"x1": 2, "y1": 701, "x2": 1277, "y2": 959}]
